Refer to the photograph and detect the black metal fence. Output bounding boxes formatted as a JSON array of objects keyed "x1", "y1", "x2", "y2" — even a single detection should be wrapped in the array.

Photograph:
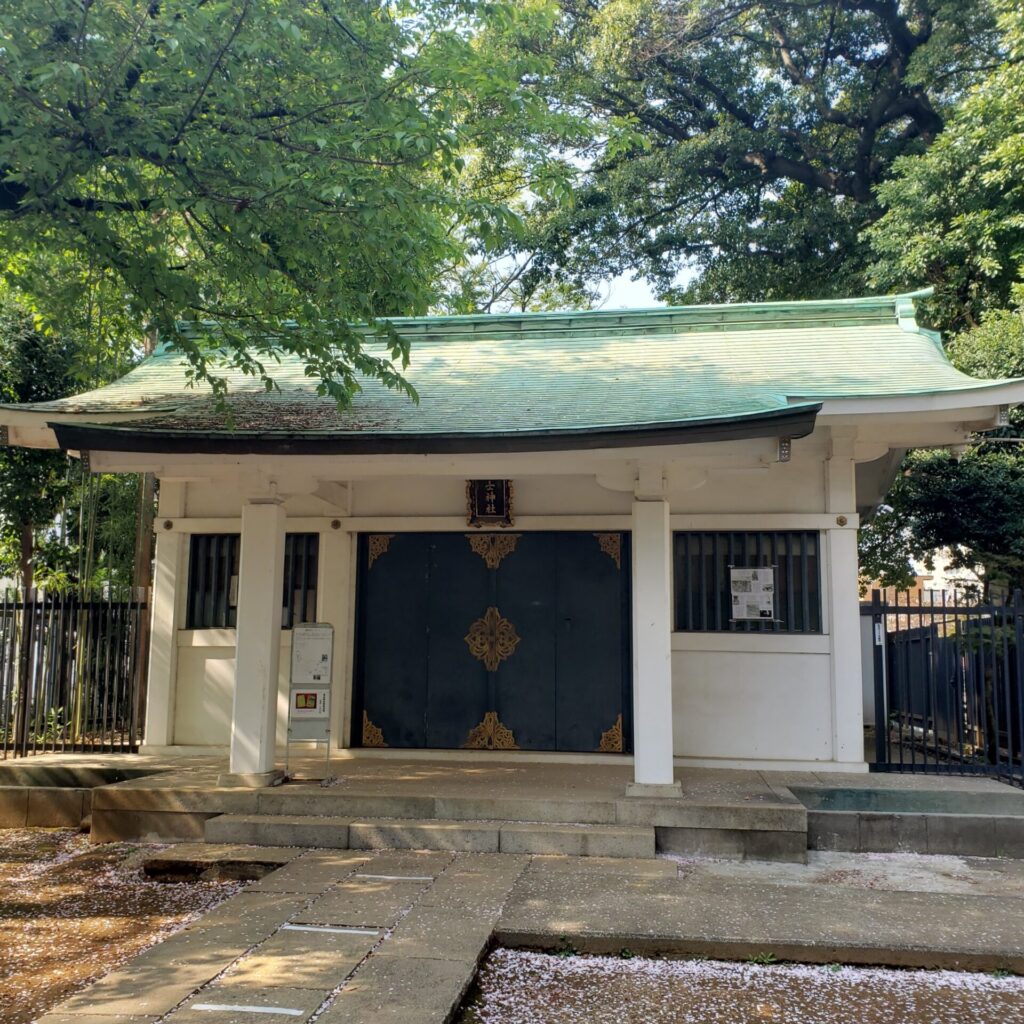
[
  {"x1": 866, "y1": 589, "x2": 1023, "y2": 787},
  {"x1": 0, "y1": 588, "x2": 148, "y2": 757}
]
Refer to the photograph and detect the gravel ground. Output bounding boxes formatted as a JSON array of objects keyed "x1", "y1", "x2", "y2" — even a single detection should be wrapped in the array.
[
  {"x1": 461, "y1": 949, "x2": 1024, "y2": 1024},
  {"x1": 0, "y1": 828, "x2": 243, "y2": 1024}
]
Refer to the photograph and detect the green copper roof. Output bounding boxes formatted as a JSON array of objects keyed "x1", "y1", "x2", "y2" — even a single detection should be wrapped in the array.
[{"x1": 8, "y1": 291, "x2": 1019, "y2": 448}]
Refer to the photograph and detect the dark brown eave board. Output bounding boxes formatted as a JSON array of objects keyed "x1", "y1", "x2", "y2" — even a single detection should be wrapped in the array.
[{"x1": 50, "y1": 405, "x2": 819, "y2": 457}]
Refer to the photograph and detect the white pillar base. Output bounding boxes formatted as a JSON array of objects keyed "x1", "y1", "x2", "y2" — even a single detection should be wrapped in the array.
[
  {"x1": 625, "y1": 780, "x2": 682, "y2": 798},
  {"x1": 217, "y1": 769, "x2": 286, "y2": 789}
]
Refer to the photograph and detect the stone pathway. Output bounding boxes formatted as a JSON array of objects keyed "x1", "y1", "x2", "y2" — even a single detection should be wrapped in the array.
[
  {"x1": 39, "y1": 848, "x2": 527, "y2": 1024},
  {"x1": 36, "y1": 848, "x2": 1024, "y2": 1024}
]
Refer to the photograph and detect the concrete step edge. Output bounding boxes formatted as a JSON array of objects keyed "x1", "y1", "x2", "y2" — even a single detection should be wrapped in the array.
[
  {"x1": 209, "y1": 812, "x2": 652, "y2": 834},
  {"x1": 204, "y1": 813, "x2": 655, "y2": 857}
]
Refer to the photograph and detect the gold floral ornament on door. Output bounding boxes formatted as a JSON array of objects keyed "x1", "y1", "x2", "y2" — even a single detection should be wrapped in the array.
[
  {"x1": 464, "y1": 606, "x2": 520, "y2": 672},
  {"x1": 466, "y1": 533, "x2": 519, "y2": 570}
]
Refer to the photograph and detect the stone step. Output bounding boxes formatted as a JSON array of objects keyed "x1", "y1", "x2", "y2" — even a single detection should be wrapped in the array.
[
  {"x1": 204, "y1": 814, "x2": 655, "y2": 858},
  {"x1": 254, "y1": 789, "x2": 619, "y2": 825},
  {"x1": 205, "y1": 814, "x2": 351, "y2": 848}
]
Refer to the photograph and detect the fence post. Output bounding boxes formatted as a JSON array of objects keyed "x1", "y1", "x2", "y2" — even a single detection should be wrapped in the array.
[
  {"x1": 1014, "y1": 589, "x2": 1023, "y2": 785},
  {"x1": 872, "y1": 589, "x2": 887, "y2": 767},
  {"x1": 13, "y1": 589, "x2": 35, "y2": 757}
]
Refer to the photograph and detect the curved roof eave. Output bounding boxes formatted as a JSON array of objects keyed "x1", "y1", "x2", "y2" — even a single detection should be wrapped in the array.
[
  {"x1": 50, "y1": 404, "x2": 820, "y2": 457},
  {"x1": 812, "y1": 378, "x2": 1024, "y2": 417}
]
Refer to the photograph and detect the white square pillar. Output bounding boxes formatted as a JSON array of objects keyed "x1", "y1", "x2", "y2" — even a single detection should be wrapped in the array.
[
  {"x1": 224, "y1": 498, "x2": 286, "y2": 785},
  {"x1": 628, "y1": 497, "x2": 681, "y2": 795},
  {"x1": 827, "y1": 525, "x2": 866, "y2": 764},
  {"x1": 143, "y1": 481, "x2": 185, "y2": 748}
]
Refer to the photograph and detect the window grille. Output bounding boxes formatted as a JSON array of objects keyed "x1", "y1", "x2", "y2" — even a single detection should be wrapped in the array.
[
  {"x1": 673, "y1": 531, "x2": 822, "y2": 633},
  {"x1": 282, "y1": 533, "x2": 319, "y2": 629},
  {"x1": 186, "y1": 533, "x2": 319, "y2": 629}
]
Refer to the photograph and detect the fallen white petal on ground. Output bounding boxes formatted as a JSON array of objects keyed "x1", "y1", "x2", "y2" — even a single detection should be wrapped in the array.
[{"x1": 461, "y1": 949, "x2": 1024, "y2": 1024}]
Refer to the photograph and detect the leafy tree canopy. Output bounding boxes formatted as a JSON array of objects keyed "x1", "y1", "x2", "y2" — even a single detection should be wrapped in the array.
[
  {"x1": 859, "y1": 308, "x2": 1024, "y2": 594},
  {"x1": 869, "y1": 5, "x2": 1024, "y2": 333},
  {"x1": 859, "y1": 3, "x2": 1024, "y2": 596},
  {"x1": 485, "y1": 0, "x2": 1001, "y2": 304},
  {"x1": 0, "y1": 301, "x2": 75, "y2": 588},
  {"x1": 0, "y1": 0, "x2": 554, "y2": 402}
]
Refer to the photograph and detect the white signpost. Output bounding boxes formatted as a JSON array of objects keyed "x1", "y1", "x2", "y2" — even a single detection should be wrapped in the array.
[
  {"x1": 287, "y1": 622, "x2": 334, "y2": 778},
  {"x1": 729, "y1": 567, "x2": 776, "y2": 622}
]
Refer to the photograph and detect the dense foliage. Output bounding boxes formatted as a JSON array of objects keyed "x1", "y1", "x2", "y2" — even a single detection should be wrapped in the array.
[
  {"x1": 858, "y1": 4, "x2": 1024, "y2": 595},
  {"x1": 485, "y1": 0, "x2": 1001, "y2": 304},
  {"x1": 859, "y1": 309, "x2": 1024, "y2": 594},
  {"x1": 0, "y1": 305, "x2": 74, "y2": 588},
  {"x1": 0, "y1": 0, "x2": 551, "y2": 400}
]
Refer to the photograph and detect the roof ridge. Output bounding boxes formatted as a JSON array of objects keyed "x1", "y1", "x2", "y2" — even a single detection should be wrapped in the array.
[{"x1": 166, "y1": 290, "x2": 934, "y2": 349}]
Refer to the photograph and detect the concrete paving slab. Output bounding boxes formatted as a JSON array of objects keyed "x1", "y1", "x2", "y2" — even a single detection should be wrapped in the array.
[
  {"x1": 358, "y1": 850, "x2": 455, "y2": 876},
  {"x1": 49, "y1": 965, "x2": 216, "y2": 1017},
  {"x1": 440, "y1": 852, "x2": 529, "y2": 875},
  {"x1": 526, "y1": 855, "x2": 678, "y2": 878},
  {"x1": 166, "y1": 986, "x2": 327, "y2": 1024},
  {"x1": 689, "y1": 849, "x2": 1024, "y2": 898},
  {"x1": 36, "y1": 1016, "x2": 159, "y2": 1024},
  {"x1": 415, "y1": 865, "x2": 523, "y2": 916},
  {"x1": 317, "y1": 955, "x2": 477, "y2": 1024},
  {"x1": 377, "y1": 904, "x2": 496, "y2": 963},
  {"x1": 294, "y1": 877, "x2": 430, "y2": 928},
  {"x1": 496, "y1": 860, "x2": 1024, "y2": 970},
  {"x1": 179, "y1": 892, "x2": 309, "y2": 939},
  {"x1": 246, "y1": 851, "x2": 371, "y2": 893},
  {"x1": 216, "y1": 929, "x2": 374, "y2": 989}
]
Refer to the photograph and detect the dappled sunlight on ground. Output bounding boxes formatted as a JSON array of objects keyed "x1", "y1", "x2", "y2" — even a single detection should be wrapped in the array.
[{"x1": 0, "y1": 829, "x2": 242, "y2": 1024}]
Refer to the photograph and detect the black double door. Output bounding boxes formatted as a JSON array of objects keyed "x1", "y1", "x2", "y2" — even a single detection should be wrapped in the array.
[{"x1": 354, "y1": 531, "x2": 631, "y2": 753}]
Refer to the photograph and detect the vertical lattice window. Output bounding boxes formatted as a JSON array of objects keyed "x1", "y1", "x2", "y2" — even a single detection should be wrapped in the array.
[
  {"x1": 282, "y1": 533, "x2": 319, "y2": 629},
  {"x1": 673, "y1": 531, "x2": 822, "y2": 633},
  {"x1": 186, "y1": 532, "x2": 319, "y2": 629}
]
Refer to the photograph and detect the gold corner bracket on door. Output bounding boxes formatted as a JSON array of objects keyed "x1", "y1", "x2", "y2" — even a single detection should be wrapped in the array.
[
  {"x1": 361, "y1": 710, "x2": 387, "y2": 747},
  {"x1": 463, "y1": 711, "x2": 519, "y2": 750},
  {"x1": 464, "y1": 606, "x2": 520, "y2": 672},
  {"x1": 367, "y1": 534, "x2": 395, "y2": 569},
  {"x1": 593, "y1": 532, "x2": 622, "y2": 569},
  {"x1": 596, "y1": 713, "x2": 624, "y2": 753}
]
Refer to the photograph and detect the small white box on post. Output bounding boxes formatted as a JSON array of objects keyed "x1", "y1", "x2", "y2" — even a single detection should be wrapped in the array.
[{"x1": 287, "y1": 622, "x2": 334, "y2": 779}]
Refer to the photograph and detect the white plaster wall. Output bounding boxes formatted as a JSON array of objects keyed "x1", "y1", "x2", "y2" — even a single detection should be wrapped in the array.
[
  {"x1": 667, "y1": 460, "x2": 825, "y2": 514},
  {"x1": 173, "y1": 635, "x2": 292, "y2": 747},
  {"x1": 162, "y1": 452, "x2": 863, "y2": 767},
  {"x1": 671, "y1": 637, "x2": 833, "y2": 761},
  {"x1": 350, "y1": 474, "x2": 632, "y2": 517}
]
